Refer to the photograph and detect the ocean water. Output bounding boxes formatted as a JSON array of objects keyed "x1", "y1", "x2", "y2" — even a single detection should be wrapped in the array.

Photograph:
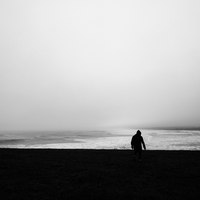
[{"x1": 0, "y1": 129, "x2": 200, "y2": 150}]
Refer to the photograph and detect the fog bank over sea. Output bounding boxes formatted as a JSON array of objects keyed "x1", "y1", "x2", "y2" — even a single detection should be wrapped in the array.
[
  {"x1": 0, "y1": 129, "x2": 200, "y2": 150},
  {"x1": 1, "y1": 1, "x2": 200, "y2": 134}
]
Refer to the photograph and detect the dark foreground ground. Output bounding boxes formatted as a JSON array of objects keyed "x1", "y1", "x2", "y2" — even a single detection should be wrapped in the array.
[{"x1": 0, "y1": 149, "x2": 200, "y2": 200}]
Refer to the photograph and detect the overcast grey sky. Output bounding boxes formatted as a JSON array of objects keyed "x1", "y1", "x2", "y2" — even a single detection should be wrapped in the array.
[{"x1": 0, "y1": 0, "x2": 200, "y2": 131}]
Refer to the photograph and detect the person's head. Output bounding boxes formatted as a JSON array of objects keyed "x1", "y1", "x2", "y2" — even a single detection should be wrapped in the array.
[{"x1": 136, "y1": 130, "x2": 141, "y2": 136}]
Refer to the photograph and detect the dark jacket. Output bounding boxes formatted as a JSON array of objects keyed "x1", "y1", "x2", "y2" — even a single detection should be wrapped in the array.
[{"x1": 131, "y1": 134, "x2": 146, "y2": 151}]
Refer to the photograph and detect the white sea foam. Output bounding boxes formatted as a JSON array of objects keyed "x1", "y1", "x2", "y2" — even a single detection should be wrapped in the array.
[{"x1": 0, "y1": 129, "x2": 200, "y2": 150}]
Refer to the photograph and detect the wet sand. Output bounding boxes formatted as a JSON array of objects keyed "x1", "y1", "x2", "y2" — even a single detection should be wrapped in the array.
[{"x1": 1, "y1": 149, "x2": 200, "y2": 199}]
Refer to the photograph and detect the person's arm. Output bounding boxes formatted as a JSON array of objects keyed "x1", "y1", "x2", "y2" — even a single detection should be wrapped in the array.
[
  {"x1": 131, "y1": 136, "x2": 134, "y2": 149},
  {"x1": 141, "y1": 137, "x2": 146, "y2": 150}
]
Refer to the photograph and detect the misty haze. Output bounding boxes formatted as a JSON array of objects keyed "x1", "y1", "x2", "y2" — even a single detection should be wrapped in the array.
[{"x1": 0, "y1": 1, "x2": 200, "y2": 132}]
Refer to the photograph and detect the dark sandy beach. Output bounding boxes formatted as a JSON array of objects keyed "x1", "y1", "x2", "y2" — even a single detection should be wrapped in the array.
[{"x1": 1, "y1": 149, "x2": 200, "y2": 200}]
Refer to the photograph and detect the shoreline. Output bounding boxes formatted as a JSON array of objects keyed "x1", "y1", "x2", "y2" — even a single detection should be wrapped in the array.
[
  {"x1": 0, "y1": 148, "x2": 200, "y2": 151},
  {"x1": 1, "y1": 129, "x2": 200, "y2": 151}
]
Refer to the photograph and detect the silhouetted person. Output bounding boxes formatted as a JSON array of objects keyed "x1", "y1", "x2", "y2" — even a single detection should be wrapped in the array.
[{"x1": 131, "y1": 130, "x2": 146, "y2": 161}]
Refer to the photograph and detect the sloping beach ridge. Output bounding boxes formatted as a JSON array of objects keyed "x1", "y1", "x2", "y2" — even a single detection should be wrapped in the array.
[{"x1": 1, "y1": 149, "x2": 200, "y2": 200}]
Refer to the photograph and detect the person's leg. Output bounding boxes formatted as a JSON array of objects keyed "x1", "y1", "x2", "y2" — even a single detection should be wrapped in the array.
[
  {"x1": 138, "y1": 150, "x2": 142, "y2": 161},
  {"x1": 133, "y1": 149, "x2": 137, "y2": 161}
]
